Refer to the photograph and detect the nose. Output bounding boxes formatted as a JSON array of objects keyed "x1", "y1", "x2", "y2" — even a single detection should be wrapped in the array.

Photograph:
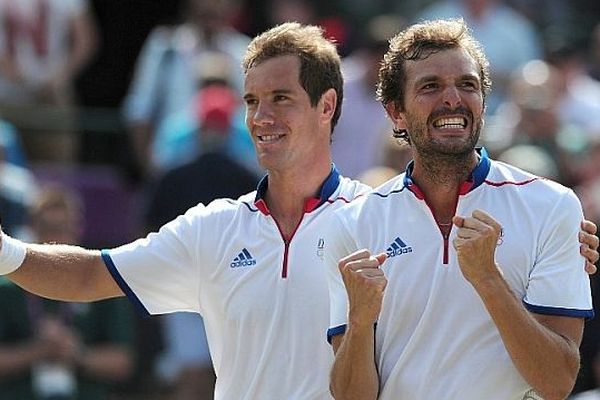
[
  {"x1": 248, "y1": 101, "x2": 275, "y2": 126},
  {"x1": 442, "y1": 85, "x2": 461, "y2": 109}
]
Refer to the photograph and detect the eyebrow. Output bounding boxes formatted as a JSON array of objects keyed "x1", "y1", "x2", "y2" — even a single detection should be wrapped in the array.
[
  {"x1": 243, "y1": 89, "x2": 294, "y2": 101},
  {"x1": 414, "y1": 73, "x2": 480, "y2": 86}
]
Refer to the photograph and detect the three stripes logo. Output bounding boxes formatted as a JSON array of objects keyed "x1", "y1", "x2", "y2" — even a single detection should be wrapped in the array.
[
  {"x1": 230, "y1": 248, "x2": 257, "y2": 268},
  {"x1": 386, "y1": 237, "x2": 413, "y2": 258}
]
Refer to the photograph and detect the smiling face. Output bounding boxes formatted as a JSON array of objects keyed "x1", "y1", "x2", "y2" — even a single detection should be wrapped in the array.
[
  {"x1": 386, "y1": 47, "x2": 484, "y2": 158},
  {"x1": 243, "y1": 55, "x2": 335, "y2": 173}
]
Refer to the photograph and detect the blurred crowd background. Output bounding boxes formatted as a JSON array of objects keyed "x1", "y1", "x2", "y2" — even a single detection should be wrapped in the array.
[{"x1": 0, "y1": 0, "x2": 599, "y2": 399}]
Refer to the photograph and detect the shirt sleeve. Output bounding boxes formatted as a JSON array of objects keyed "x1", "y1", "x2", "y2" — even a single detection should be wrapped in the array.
[
  {"x1": 523, "y1": 189, "x2": 594, "y2": 318},
  {"x1": 325, "y1": 211, "x2": 360, "y2": 343},
  {"x1": 102, "y1": 205, "x2": 205, "y2": 316}
]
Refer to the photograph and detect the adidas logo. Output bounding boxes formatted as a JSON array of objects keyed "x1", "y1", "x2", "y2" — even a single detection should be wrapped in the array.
[
  {"x1": 230, "y1": 248, "x2": 257, "y2": 268},
  {"x1": 386, "y1": 237, "x2": 413, "y2": 258}
]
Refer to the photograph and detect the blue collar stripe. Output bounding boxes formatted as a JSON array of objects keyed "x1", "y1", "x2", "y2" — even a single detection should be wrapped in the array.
[
  {"x1": 253, "y1": 164, "x2": 341, "y2": 207},
  {"x1": 403, "y1": 147, "x2": 491, "y2": 194}
]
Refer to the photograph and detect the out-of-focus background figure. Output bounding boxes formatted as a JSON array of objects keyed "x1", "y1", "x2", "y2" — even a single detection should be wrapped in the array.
[
  {"x1": 0, "y1": 0, "x2": 97, "y2": 164},
  {"x1": 0, "y1": 186, "x2": 134, "y2": 400},
  {"x1": 0, "y1": 125, "x2": 37, "y2": 238},
  {"x1": 331, "y1": 14, "x2": 401, "y2": 179},
  {"x1": 147, "y1": 51, "x2": 258, "y2": 175},
  {"x1": 122, "y1": 0, "x2": 249, "y2": 177}
]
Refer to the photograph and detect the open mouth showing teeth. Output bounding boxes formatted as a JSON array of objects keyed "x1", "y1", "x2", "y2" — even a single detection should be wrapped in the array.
[
  {"x1": 258, "y1": 134, "x2": 284, "y2": 142},
  {"x1": 432, "y1": 117, "x2": 467, "y2": 129}
]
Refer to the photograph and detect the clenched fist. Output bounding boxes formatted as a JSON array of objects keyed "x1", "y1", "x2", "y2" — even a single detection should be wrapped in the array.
[
  {"x1": 452, "y1": 210, "x2": 503, "y2": 286},
  {"x1": 338, "y1": 249, "x2": 387, "y2": 328}
]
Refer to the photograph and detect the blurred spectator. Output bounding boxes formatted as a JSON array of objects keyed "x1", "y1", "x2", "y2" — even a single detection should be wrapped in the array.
[
  {"x1": 0, "y1": 128, "x2": 37, "y2": 237},
  {"x1": 265, "y1": 0, "x2": 353, "y2": 55},
  {"x1": 484, "y1": 60, "x2": 588, "y2": 186},
  {"x1": 0, "y1": 0, "x2": 97, "y2": 163},
  {"x1": 497, "y1": 144, "x2": 559, "y2": 180},
  {"x1": 267, "y1": 0, "x2": 319, "y2": 25},
  {"x1": 0, "y1": 186, "x2": 134, "y2": 400},
  {"x1": 505, "y1": 0, "x2": 573, "y2": 32},
  {"x1": 146, "y1": 83, "x2": 259, "y2": 231},
  {"x1": 546, "y1": 44, "x2": 600, "y2": 139},
  {"x1": 331, "y1": 14, "x2": 401, "y2": 179},
  {"x1": 122, "y1": 0, "x2": 249, "y2": 175},
  {"x1": 489, "y1": 52, "x2": 600, "y2": 187},
  {"x1": 143, "y1": 82, "x2": 259, "y2": 399},
  {"x1": 418, "y1": 0, "x2": 542, "y2": 112},
  {"x1": 151, "y1": 51, "x2": 258, "y2": 175},
  {"x1": 0, "y1": 118, "x2": 27, "y2": 167}
]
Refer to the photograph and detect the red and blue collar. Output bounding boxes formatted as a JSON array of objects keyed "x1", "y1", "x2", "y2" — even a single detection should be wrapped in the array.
[
  {"x1": 254, "y1": 165, "x2": 341, "y2": 215},
  {"x1": 403, "y1": 147, "x2": 491, "y2": 199}
]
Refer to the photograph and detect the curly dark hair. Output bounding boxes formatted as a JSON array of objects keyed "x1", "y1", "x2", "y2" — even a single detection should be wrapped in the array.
[{"x1": 376, "y1": 19, "x2": 492, "y2": 144}]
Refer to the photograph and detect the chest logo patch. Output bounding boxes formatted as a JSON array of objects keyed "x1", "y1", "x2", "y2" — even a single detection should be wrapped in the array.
[
  {"x1": 230, "y1": 248, "x2": 257, "y2": 268},
  {"x1": 386, "y1": 236, "x2": 413, "y2": 258},
  {"x1": 317, "y1": 238, "x2": 325, "y2": 260}
]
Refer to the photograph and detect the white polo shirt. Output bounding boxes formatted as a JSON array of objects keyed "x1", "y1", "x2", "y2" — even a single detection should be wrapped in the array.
[
  {"x1": 102, "y1": 166, "x2": 370, "y2": 400},
  {"x1": 326, "y1": 149, "x2": 594, "y2": 400}
]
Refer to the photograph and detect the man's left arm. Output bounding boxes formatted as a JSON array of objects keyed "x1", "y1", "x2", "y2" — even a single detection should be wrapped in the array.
[
  {"x1": 453, "y1": 204, "x2": 592, "y2": 400},
  {"x1": 466, "y1": 267, "x2": 582, "y2": 400}
]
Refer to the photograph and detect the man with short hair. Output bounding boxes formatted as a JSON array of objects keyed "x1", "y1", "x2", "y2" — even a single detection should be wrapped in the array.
[
  {"x1": 327, "y1": 19, "x2": 595, "y2": 400},
  {"x1": 0, "y1": 23, "x2": 367, "y2": 400},
  {"x1": 0, "y1": 21, "x2": 598, "y2": 400}
]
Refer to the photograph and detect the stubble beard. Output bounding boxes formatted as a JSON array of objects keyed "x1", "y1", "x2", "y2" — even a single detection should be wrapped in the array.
[{"x1": 406, "y1": 112, "x2": 483, "y2": 185}]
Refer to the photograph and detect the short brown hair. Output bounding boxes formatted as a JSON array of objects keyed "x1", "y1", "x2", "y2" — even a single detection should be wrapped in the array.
[
  {"x1": 377, "y1": 19, "x2": 491, "y2": 142},
  {"x1": 243, "y1": 22, "x2": 343, "y2": 135}
]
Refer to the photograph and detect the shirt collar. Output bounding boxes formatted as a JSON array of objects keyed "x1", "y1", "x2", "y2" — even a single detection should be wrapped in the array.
[
  {"x1": 254, "y1": 164, "x2": 341, "y2": 215},
  {"x1": 403, "y1": 147, "x2": 491, "y2": 199}
]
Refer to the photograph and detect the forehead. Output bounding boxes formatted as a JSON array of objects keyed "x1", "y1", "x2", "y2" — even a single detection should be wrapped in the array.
[
  {"x1": 404, "y1": 47, "x2": 480, "y2": 85},
  {"x1": 244, "y1": 55, "x2": 303, "y2": 94}
]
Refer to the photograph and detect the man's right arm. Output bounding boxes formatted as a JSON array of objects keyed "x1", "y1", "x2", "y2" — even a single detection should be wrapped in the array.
[
  {"x1": 330, "y1": 313, "x2": 379, "y2": 400},
  {"x1": 328, "y1": 248, "x2": 387, "y2": 400},
  {"x1": 2, "y1": 233, "x2": 123, "y2": 302}
]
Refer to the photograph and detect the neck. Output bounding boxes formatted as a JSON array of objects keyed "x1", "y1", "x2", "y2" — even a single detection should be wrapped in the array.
[
  {"x1": 410, "y1": 150, "x2": 478, "y2": 225},
  {"x1": 412, "y1": 150, "x2": 477, "y2": 190},
  {"x1": 264, "y1": 160, "x2": 332, "y2": 236}
]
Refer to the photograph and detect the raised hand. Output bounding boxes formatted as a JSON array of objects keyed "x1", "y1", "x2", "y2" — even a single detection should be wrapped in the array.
[
  {"x1": 338, "y1": 249, "x2": 387, "y2": 327},
  {"x1": 452, "y1": 209, "x2": 503, "y2": 286},
  {"x1": 580, "y1": 220, "x2": 599, "y2": 275}
]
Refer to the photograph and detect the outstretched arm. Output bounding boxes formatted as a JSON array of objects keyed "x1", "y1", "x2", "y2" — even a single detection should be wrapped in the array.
[{"x1": 1, "y1": 230, "x2": 123, "y2": 302}]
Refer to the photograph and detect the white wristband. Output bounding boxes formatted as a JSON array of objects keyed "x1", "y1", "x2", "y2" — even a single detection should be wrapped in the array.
[{"x1": 0, "y1": 234, "x2": 27, "y2": 275}]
